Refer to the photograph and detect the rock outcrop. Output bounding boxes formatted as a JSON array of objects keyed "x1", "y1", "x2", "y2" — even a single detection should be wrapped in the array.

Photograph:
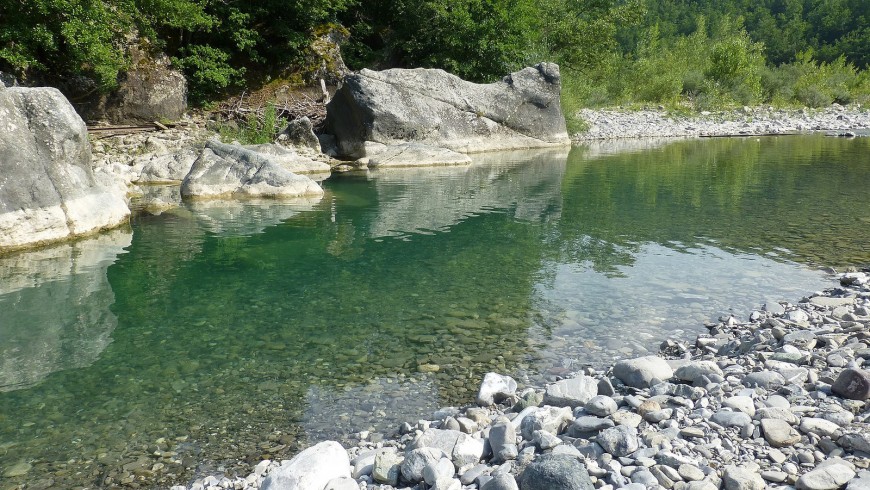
[
  {"x1": 92, "y1": 42, "x2": 187, "y2": 124},
  {"x1": 0, "y1": 86, "x2": 130, "y2": 252},
  {"x1": 181, "y1": 140, "x2": 324, "y2": 199},
  {"x1": 326, "y1": 63, "x2": 570, "y2": 159}
]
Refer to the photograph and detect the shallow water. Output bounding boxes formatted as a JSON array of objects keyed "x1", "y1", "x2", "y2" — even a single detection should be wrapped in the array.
[{"x1": 0, "y1": 135, "x2": 868, "y2": 487}]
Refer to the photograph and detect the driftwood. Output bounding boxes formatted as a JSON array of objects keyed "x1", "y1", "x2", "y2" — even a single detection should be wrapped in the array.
[
  {"x1": 217, "y1": 82, "x2": 330, "y2": 132},
  {"x1": 86, "y1": 122, "x2": 174, "y2": 140}
]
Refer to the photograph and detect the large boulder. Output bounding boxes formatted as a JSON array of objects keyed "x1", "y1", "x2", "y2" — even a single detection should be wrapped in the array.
[
  {"x1": 0, "y1": 86, "x2": 130, "y2": 252},
  {"x1": 326, "y1": 63, "x2": 570, "y2": 158},
  {"x1": 181, "y1": 140, "x2": 325, "y2": 199},
  {"x1": 94, "y1": 41, "x2": 187, "y2": 124}
]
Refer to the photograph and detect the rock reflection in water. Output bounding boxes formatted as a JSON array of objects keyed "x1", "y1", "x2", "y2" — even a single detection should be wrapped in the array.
[
  {"x1": 366, "y1": 147, "x2": 568, "y2": 238},
  {"x1": 182, "y1": 197, "x2": 324, "y2": 237},
  {"x1": 0, "y1": 228, "x2": 132, "y2": 391}
]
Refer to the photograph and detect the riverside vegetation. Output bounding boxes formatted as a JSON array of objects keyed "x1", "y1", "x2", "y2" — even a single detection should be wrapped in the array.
[{"x1": 2, "y1": 0, "x2": 870, "y2": 123}]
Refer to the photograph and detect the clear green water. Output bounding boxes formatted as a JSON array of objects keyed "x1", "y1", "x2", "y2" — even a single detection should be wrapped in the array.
[{"x1": 1, "y1": 135, "x2": 868, "y2": 488}]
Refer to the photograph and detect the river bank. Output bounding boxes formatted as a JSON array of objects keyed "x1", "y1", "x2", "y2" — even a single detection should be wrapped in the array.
[
  {"x1": 161, "y1": 269, "x2": 870, "y2": 490},
  {"x1": 573, "y1": 105, "x2": 870, "y2": 141}
]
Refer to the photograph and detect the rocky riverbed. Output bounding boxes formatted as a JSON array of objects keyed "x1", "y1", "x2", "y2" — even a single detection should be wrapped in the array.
[
  {"x1": 149, "y1": 268, "x2": 870, "y2": 490},
  {"x1": 574, "y1": 105, "x2": 870, "y2": 141}
]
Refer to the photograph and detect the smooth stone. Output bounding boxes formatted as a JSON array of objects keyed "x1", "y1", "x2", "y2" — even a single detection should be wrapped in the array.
[
  {"x1": 452, "y1": 434, "x2": 485, "y2": 467},
  {"x1": 596, "y1": 425, "x2": 639, "y2": 457},
  {"x1": 679, "y1": 427, "x2": 706, "y2": 439},
  {"x1": 461, "y1": 464, "x2": 490, "y2": 485},
  {"x1": 261, "y1": 441, "x2": 350, "y2": 490},
  {"x1": 372, "y1": 450, "x2": 402, "y2": 485},
  {"x1": 431, "y1": 477, "x2": 462, "y2": 490},
  {"x1": 723, "y1": 396, "x2": 756, "y2": 417},
  {"x1": 323, "y1": 477, "x2": 359, "y2": 490},
  {"x1": 477, "y1": 372, "x2": 518, "y2": 406},
  {"x1": 520, "y1": 406, "x2": 573, "y2": 440},
  {"x1": 678, "y1": 464, "x2": 705, "y2": 482},
  {"x1": 760, "y1": 471, "x2": 788, "y2": 483},
  {"x1": 613, "y1": 356, "x2": 675, "y2": 389},
  {"x1": 544, "y1": 375, "x2": 599, "y2": 407},
  {"x1": 480, "y1": 473, "x2": 519, "y2": 490},
  {"x1": 796, "y1": 462, "x2": 857, "y2": 490},
  {"x1": 585, "y1": 395, "x2": 618, "y2": 416},
  {"x1": 760, "y1": 418, "x2": 801, "y2": 447},
  {"x1": 674, "y1": 361, "x2": 724, "y2": 384},
  {"x1": 532, "y1": 429, "x2": 563, "y2": 450},
  {"x1": 402, "y1": 447, "x2": 446, "y2": 482},
  {"x1": 799, "y1": 418, "x2": 842, "y2": 437},
  {"x1": 743, "y1": 371, "x2": 786, "y2": 389},
  {"x1": 723, "y1": 465, "x2": 766, "y2": 490},
  {"x1": 809, "y1": 296, "x2": 855, "y2": 307},
  {"x1": 631, "y1": 469, "x2": 660, "y2": 487},
  {"x1": 846, "y1": 472, "x2": 870, "y2": 490},
  {"x1": 570, "y1": 416, "x2": 615, "y2": 435},
  {"x1": 352, "y1": 451, "x2": 376, "y2": 478},
  {"x1": 782, "y1": 330, "x2": 817, "y2": 349},
  {"x1": 831, "y1": 368, "x2": 870, "y2": 400},
  {"x1": 785, "y1": 309, "x2": 810, "y2": 323},
  {"x1": 423, "y1": 458, "x2": 457, "y2": 486},
  {"x1": 519, "y1": 454, "x2": 595, "y2": 490},
  {"x1": 489, "y1": 422, "x2": 517, "y2": 459},
  {"x1": 711, "y1": 410, "x2": 752, "y2": 429},
  {"x1": 838, "y1": 432, "x2": 870, "y2": 454},
  {"x1": 755, "y1": 407, "x2": 799, "y2": 424},
  {"x1": 611, "y1": 411, "x2": 642, "y2": 428}
]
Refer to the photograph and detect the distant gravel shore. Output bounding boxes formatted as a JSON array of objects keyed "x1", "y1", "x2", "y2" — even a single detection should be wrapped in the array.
[{"x1": 573, "y1": 105, "x2": 870, "y2": 141}]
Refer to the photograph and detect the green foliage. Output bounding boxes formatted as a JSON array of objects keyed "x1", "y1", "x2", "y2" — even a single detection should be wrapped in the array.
[
  {"x1": 218, "y1": 104, "x2": 284, "y2": 145},
  {"x1": 1, "y1": 0, "x2": 869, "y2": 110},
  {"x1": 174, "y1": 45, "x2": 246, "y2": 106},
  {"x1": 761, "y1": 51, "x2": 870, "y2": 107}
]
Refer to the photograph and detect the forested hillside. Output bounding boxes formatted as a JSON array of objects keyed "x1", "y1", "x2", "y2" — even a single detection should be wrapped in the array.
[{"x1": 1, "y1": 0, "x2": 868, "y2": 109}]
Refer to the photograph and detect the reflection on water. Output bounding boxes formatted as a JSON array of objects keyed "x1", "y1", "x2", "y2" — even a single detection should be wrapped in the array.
[
  {"x1": 367, "y1": 148, "x2": 568, "y2": 238},
  {"x1": 0, "y1": 136, "x2": 868, "y2": 487},
  {"x1": 0, "y1": 229, "x2": 131, "y2": 392}
]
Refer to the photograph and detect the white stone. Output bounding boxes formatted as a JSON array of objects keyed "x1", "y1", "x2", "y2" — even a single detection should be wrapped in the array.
[
  {"x1": 260, "y1": 441, "x2": 350, "y2": 490},
  {"x1": 476, "y1": 372, "x2": 518, "y2": 406}
]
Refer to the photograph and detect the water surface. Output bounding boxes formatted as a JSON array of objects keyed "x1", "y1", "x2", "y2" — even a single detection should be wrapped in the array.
[{"x1": 1, "y1": 135, "x2": 868, "y2": 488}]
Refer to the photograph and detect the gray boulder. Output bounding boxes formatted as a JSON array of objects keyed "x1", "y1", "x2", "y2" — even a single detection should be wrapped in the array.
[
  {"x1": 0, "y1": 87, "x2": 130, "y2": 252},
  {"x1": 181, "y1": 140, "x2": 324, "y2": 199},
  {"x1": 519, "y1": 454, "x2": 594, "y2": 490},
  {"x1": 544, "y1": 375, "x2": 599, "y2": 408},
  {"x1": 278, "y1": 117, "x2": 321, "y2": 152},
  {"x1": 613, "y1": 356, "x2": 674, "y2": 388},
  {"x1": 326, "y1": 63, "x2": 570, "y2": 158},
  {"x1": 596, "y1": 425, "x2": 639, "y2": 457},
  {"x1": 98, "y1": 43, "x2": 186, "y2": 124},
  {"x1": 832, "y1": 368, "x2": 870, "y2": 400}
]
